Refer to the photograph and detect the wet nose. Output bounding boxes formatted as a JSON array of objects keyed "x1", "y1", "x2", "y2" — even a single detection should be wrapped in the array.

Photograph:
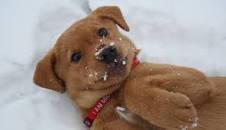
[{"x1": 98, "y1": 46, "x2": 118, "y2": 64}]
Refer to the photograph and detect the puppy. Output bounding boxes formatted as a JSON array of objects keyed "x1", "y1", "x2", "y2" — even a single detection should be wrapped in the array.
[{"x1": 33, "y1": 6, "x2": 226, "y2": 130}]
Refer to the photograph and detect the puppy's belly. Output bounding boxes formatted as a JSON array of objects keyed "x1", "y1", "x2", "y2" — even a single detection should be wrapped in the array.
[{"x1": 115, "y1": 106, "x2": 160, "y2": 130}]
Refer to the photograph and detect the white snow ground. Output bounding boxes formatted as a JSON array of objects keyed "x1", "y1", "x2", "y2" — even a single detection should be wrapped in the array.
[{"x1": 0, "y1": 0, "x2": 226, "y2": 130}]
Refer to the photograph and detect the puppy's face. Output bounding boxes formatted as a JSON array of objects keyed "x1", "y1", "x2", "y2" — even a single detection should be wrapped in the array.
[{"x1": 33, "y1": 6, "x2": 137, "y2": 98}]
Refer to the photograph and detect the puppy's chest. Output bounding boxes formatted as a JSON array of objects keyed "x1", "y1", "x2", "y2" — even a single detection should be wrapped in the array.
[
  {"x1": 97, "y1": 96, "x2": 155, "y2": 130},
  {"x1": 96, "y1": 91, "x2": 125, "y2": 122}
]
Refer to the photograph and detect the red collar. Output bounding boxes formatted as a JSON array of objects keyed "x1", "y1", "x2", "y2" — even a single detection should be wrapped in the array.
[
  {"x1": 83, "y1": 56, "x2": 140, "y2": 128},
  {"x1": 131, "y1": 56, "x2": 140, "y2": 70},
  {"x1": 83, "y1": 95, "x2": 111, "y2": 127}
]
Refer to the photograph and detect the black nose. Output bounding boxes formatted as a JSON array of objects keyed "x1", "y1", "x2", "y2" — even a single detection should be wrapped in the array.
[{"x1": 99, "y1": 46, "x2": 118, "y2": 64}]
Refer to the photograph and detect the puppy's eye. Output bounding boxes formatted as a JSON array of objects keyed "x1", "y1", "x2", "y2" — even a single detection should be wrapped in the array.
[
  {"x1": 97, "y1": 27, "x2": 108, "y2": 37},
  {"x1": 71, "y1": 52, "x2": 81, "y2": 62}
]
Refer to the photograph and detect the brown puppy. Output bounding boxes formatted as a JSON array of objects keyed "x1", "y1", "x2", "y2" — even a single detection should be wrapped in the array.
[{"x1": 33, "y1": 6, "x2": 226, "y2": 130}]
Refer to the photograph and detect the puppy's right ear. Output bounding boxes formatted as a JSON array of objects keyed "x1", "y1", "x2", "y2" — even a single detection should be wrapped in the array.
[
  {"x1": 33, "y1": 50, "x2": 65, "y2": 93},
  {"x1": 91, "y1": 6, "x2": 130, "y2": 31}
]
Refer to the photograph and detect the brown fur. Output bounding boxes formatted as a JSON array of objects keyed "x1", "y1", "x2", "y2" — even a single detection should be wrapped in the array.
[{"x1": 33, "y1": 6, "x2": 226, "y2": 130}]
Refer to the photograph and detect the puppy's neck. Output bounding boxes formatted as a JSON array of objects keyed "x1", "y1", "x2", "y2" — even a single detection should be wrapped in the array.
[
  {"x1": 75, "y1": 82, "x2": 125, "y2": 110},
  {"x1": 80, "y1": 88, "x2": 124, "y2": 118}
]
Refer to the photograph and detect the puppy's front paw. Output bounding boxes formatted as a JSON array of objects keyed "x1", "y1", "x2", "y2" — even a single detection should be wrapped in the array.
[
  {"x1": 171, "y1": 93, "x2": 198, "y2": 129},
  {"x1": 159, "y1": 93, "x2": 198, "y2": 130}
]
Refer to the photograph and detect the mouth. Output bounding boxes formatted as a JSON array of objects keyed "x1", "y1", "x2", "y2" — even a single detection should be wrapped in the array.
[
  {"x1": 84, "y1": 42, "x2": 129, "y2": 90},
  {"x1": 95, "y1": 43, "x2": 128, "y2": 82},
  {"x1": 84, "y1": 57, "x2": 127, "y2": 91},
  {"x1": 86, "y1": 56, "x2": 128, "y2": 84},
  {"x1": 103, "y1": 56, "x2": 127, "y2": 80}
]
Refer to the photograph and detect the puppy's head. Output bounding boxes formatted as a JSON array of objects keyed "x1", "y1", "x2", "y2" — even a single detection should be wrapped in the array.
[{"x1": 33, "y1": 6, "x2": 137, "y2": 95}]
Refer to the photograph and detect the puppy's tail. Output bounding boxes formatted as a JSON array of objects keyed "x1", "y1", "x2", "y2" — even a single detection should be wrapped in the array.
[{"x1": 195, "y1": 77, "x2": 226, "y2": 130}]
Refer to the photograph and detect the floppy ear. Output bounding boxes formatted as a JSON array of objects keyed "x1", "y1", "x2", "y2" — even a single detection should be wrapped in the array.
[
  {"x1": 33, "y1": 50, "x2": 65, "y2": 93},
  {"x1": 91, "y1": 6, "x2": 130, "y2": 31}
]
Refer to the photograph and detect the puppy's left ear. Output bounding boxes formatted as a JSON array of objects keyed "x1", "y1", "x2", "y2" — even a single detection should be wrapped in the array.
[{"x1": 91, "y1": 6, "x2": 130, "y2": 31}]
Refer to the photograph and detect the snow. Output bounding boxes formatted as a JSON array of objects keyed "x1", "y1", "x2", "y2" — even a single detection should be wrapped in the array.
[
  {"x1": 116, "y1": 106, "x2": 126, "y2": 112},
  {"x1": 122, "y1": 60, "x2": 127, "y2": 65},
  {"x1": 115, "y1": 106, "x2": 136, "y2": 124},
  {"x1": 103, "y1": 72, "x2": 109, "y2": 81},
  {"x1": 110, "y1": 42, "x2": 115, "y2": 46},
  {"x1": 191, "y1": 117, "x2": 199, "y2": 128},
  {"x1": 95, "y1": 45, "x2": 105, "y2": 58},
  {"x1": 0, "y1": 0, "x2": 226, "y2": 130}
]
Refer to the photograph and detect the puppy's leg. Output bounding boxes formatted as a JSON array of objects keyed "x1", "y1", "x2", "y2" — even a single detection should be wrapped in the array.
[
  {"x1": 130, "y1": 63, "x2": 214, "y2": 107},
  {"x1": 124, "y1": 83, "x2": 198, "y2": 130},
  {"x1": 146, "y1": 74, "x2": 214, "y2": 107}
]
